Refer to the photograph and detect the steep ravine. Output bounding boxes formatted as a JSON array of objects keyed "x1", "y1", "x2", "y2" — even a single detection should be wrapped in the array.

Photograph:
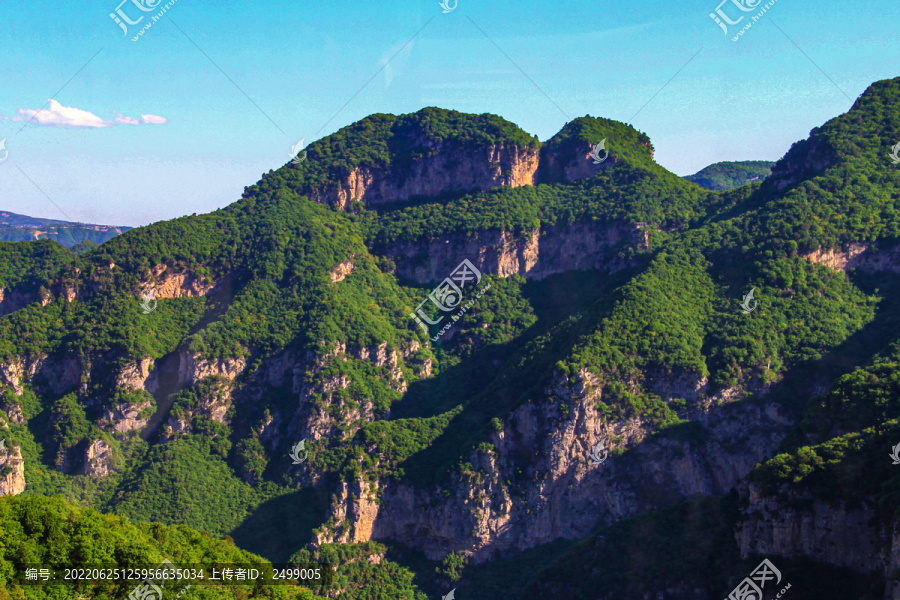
[{"x1": 140, "y1": 276, "x2": 235, "y2": 441}]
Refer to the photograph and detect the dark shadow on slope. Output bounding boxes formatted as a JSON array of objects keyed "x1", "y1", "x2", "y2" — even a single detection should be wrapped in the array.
[
  {"x1": 141, "y1": 276, "x2": 236, "y2": 441},
  {"x1": 230, "y1": 483, "x2": 333, "y2": 562},
  {"x1": 764, "y1": 270, "x2": 900, "y2": 450},
  {"x1": 395, "y1": 268, "x2": 636, "y2": 489},
  {"x1": 766, "y1": 270, "x2": 900, "y2": 417},
  {"x1": 384, "y1": 538, "x2": 578, "y2": 600},
  {"x1": 391, "y1": 268, "x2": 637, "y2": 422}
]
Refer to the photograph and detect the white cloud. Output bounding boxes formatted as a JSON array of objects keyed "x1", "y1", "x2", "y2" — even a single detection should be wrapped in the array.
[
  {"x1": 139, "y1": 114, "x2": 168, "y2": 125},
  {"x1": 14, "y1": 99, "x2": 110, "y2": 128},
  {"x1": 9, "y1": 99, "x2": 167, "y2": 128}
]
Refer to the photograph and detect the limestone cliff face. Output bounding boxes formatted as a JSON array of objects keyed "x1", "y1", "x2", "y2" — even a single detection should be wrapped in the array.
[
  {"x1": 0, "y1": 443, "x2": 26, "y2": 496},
  {"x1": 0, "y1": 354, "x2": 82, "y2": 396},
  {"x1": 803, "y1": 242, "x2": 900, "y2": 274},
  {"x1": 83, "y1": 439, "x2": 115, "y2": 478},
  {"x1": 178, "y1": 353, "x2": 247, "y2": 388},
  {"x1": 381, "y1": 221, "x2": 648, "y2": 284},
  {"x1": 314, "y1": 369, "x2": 793, "y2": 562},
  {"x1": 101, "y1": 400, "x2": 153, "y2": 435},
  {"x1": 144, "y1": 264, "x2": 218, "y2": 298},
  {"x1": 304, "y1": 143, "x2": 539, "y2": 209},
  {"x1": 241, "y1": 340, "x2": 424, "y2": 485},
  {"x1": 116, "y1": 358, "x2": 158, "y2": 394},
  {"x1": 0, "y1": 287, "x2": 42, "y2": 318},
  {"x1": 736, "y1": 484, "x2": 896, "y2": 596}
]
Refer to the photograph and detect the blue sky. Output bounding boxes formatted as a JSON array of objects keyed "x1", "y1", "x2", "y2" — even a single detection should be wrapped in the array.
[{"x1": 0, "y1": 0, "x2": 897, "y2": 226}]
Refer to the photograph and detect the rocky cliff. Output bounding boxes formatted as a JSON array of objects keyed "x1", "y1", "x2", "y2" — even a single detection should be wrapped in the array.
[
  {"x1": 303, "y1": 143, "x2": 539, "y2": 209},
  {"x1": 0, "y1": 443, "x2": 25, "y2": 496},
  {"x1": 736, "y1": 484, "x2": 897, "y2": 597},
  {"x1": 381, "y1": 221, "x2": 649, "y2": 284},
  {"x1": 314, "y1": 369, "x2": 793, "y2": 563}
]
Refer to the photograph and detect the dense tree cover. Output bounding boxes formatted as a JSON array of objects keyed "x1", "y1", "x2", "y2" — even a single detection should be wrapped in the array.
[
  {"x1": 0, "y1": 494, "x2": 321, "y2": 599},
  {"x1": 363, "y1": 143, "x2": 712, "y2": 247},
  {"x1": 291, "y1": 542, "x2": 427, "y2": 600},
  {"x1": 1, "y1": 78, "x2": 900, "y2": 598},
  {"x1": 684, "y1": 160, "x2": 775, "y2": 191},
  {"x1": 751, "y1": 362, "x2": 900, "y2": 518},
  {"x1": 243, "y1": 107, "x2": 540, "y2": 204},
  {"x1": 0, "y1": 239, "x2": 73, "y2": 290},
  {"x1": 538, "y1": 116, "x2": 656, "y2": 180}
]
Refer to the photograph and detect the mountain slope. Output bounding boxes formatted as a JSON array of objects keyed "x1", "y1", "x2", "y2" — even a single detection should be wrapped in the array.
[{"x1": 2, "y1": 80, "x2": 900, "y2": 598}]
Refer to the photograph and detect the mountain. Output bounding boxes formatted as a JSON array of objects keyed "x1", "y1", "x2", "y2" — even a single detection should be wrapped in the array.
[
  {"x1": 0, "y1": 210, "x2": 130, "y2": 249},
  {"x1": 1, "y1": 78, "x2": 900, "y2": 599},
  {"x1": 684, "y1": 160, "x2": 776, "y2": 190}
]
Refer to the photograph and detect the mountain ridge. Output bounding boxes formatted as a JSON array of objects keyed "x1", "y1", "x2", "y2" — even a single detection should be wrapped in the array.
[{"x1": 2, "y1": 78, "x2": 900, "y2": 599}]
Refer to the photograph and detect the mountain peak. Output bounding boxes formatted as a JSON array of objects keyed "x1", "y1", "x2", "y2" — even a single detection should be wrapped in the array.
[{"x1": 537, "y1": 116, "x2": 655, "y2": 183}]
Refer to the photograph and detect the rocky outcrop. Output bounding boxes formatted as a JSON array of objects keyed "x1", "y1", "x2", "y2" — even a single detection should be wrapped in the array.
[
  {"x1": 163, "y1": 376, "x2": 234, "y2": 441},
  {"x1": 143, "y1": 264, "x2": 218, "y2": 299},
  {"x1": 178, "y1": 354, "x2": 247, "y2": 388},
  {"x1": 35, "y1": 355, "x2": 83, "y2": 395},
  {"x1": 83, "y1": 438, "x2": 115, "y2": 478},
  {"x1": 0, "y1": 359, "x2": 26, "y2": 395},
  {"x1": 0, "y1": 354, "x2": 82, "y2": 396},
  {"x1": 116, "y1": 358, "x2": 159, "y2": 394},
  {"x1": 101, "y1": 400, "x2": 153, "y2": 434},
  {"x1": 1, "y1": 403, "x2": 24, "y2": 425},
  {"x1": 0, "y1": 443, "x2": 26, "y2": 496},
  {"x1": 803, "y1": 242, "x2": 900, "y2": 274},
  {"x1": 382, "y1": 221, "x2": 648, "y2": 284},
  {"x1": 304, "y1": 144, "x2": 539, "y2": 209},
  {"x1": 736, "y1": 484, "x2": 893, "y2": 594},
  {"x1": 315, "y1": 369, "x2": 793, "y2": 562},
  {"x1": 331, "y1": 261, "x2": 355, "y2": 283}
]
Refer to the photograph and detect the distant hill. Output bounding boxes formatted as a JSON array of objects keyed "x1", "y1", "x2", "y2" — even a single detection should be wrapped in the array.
[
  {"x1": 684, "y1": 160, "x2": 775, "y2": 190},
  {"x1": 0, "y1": 210, "x2": 130, "y2": 249}
]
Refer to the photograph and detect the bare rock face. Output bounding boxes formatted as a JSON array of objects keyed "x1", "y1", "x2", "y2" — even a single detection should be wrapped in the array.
[
  {"x1": 382, "y1": 221, "x2": 648, "y2": 285},
  {"x1": 803, "y1": 242, "x2": 900, "y2": 275},
  {"x1": 304, "y1": 144, "x2": 539, "y2": 209},
  {"x1": 143, "y1": 264, "x2": 217, "y2": 299},
  {"x1": 178, "y1": 353, "x2": 247, "y2": 388},
  {"x1": 737, "y1": 484, "x2": 892, "y2": 589},
  {"x1": 314, "y1": 369, "x2": 793, "y2": 563},
  {"x1": 0, "y1": 359, "x2": 26, "y2": 394},
  {"x1": 0, "y1": 443, "x2": 26, "y2": 496},
  {"x1": 35, "y1": 355, "x2": 83, "y2": 395},
  {"x1": 163, "y1": 377, "x2": 235, "y2": 441},
  {"x1": 0, "y1": 287, "x2": 43, "y2": 318},
  {"x1": 330, "y1": 261, "x2": 355, "y2": 283},
  {"x1": 101, "y1": 400, "x2": 153, "y2": 435},
  {"x1": 117, "y1": 357, "x2": 159, "y2": 394},
  {"x1": 2, "y1": 403, "x2": 25, "y2": 425},
  {"x1": 83, "y1": 438, "x2": 115, "y2": 478}
]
